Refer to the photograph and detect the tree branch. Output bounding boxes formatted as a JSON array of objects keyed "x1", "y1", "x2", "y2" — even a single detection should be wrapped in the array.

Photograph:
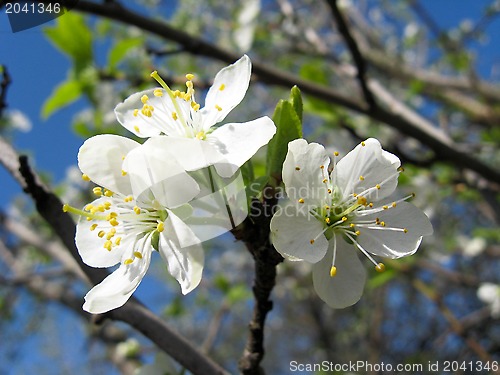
[
  {"x1": 233, "y1": 197, "x2": 283, "y2": 375},
  {"x1": 326, "y1": 0, "x2": 376, "y2": 110},
  {"x1": 0, "y1": 65, "x2": 11, "y2": 118}
]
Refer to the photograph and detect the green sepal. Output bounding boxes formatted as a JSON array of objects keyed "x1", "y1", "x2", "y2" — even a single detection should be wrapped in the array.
[{"x1": 151, "y1": 231, "x2": 160, "y2": 251}]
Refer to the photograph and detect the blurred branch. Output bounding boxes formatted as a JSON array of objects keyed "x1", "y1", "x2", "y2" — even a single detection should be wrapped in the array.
[
  {"x1": 326, "y1": 0, "x2": 375, "y2": 109},
  {"x1": 0, "y1": 135, "x2": 229, "y2": 375},
  {"x1": 0, "y1": 65, "x2": 10, "y2": 118},
  {"x1": 58, "y1": 0, "x2": 500, "y2": 184}
]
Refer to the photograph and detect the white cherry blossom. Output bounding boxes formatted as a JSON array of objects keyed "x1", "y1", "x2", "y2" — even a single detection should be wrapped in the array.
[
  {"x1": 270, "y1": 138, "x2": 433, "y2": 308},
  {"x1": 64, "y1": 134, "x2": 204, "y2": 314},
  {"x1": 114, "y1": 55, "x2": 276, "y2": 177}
]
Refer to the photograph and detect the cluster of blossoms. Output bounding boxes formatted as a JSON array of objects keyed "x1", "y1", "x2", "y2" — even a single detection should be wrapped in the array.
[
  {"x1": 270, "y1": 139, "x2": 433, "y2": 308},
  {"x1": 64, "y1": 55, "x2": 276, "y2": 313},
  {"x1": 65, "y1": 55, "x2": 433, "y2": 313}
]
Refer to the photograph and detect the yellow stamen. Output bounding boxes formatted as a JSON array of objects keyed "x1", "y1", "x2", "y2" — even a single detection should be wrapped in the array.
[
  {"x1": 104, "y1": 189, "x2": 114, "y2": 197},
  {"x1": 134, "y1": 126, "x2": 140, "y2": 133},
  {"x1": 124, "y1": 258, "x2": 134, "y2": 265},
  {"x1": 219, "y1": 83, "x2": 225, "y2": 91},
  {"x1": 121, "y1": 170, "x2": 127, "y2": 176},
  {"x1": 115, "y1": 237, "x2": 122, "y2": 245},
  {"x1": 298, "y1": 198, "x2": 305, "y2": 204},
  {"x1": 357, "y1": 196, "x2": 367, "y2": 206},
  {"x1": 185, "y1": 73, "x2": 194, "y2": 81},
  {"x1": 172, "y1": 112, "x2": 178, "y2": 120},
  {"x1": 90, "y1": 224, "x2": 98, "y2": 231},
  {"x1": 376, "y1": 184, "x2": 381, "y2": 189},
  {"x1": 98, "y1": 230, "x2": 105, "y2": 238},
  {"x1": 359, "y1": 175, "x2": 365, "y2": 181},
  {"x1": 295, "y1": 166, "x2": 300, "y2": 171},
  {"x1": 153, "y1": 88, "x2": 163, "y2": 97},
  {"x1": 133, "y1": 206, "x2": 141, "y2": 215},
  {"x1": 109, "y1": 217, "x2": 119, "y2": 226},
  {"x1": 334, "y1": 151, "x2": 339, "y2": 156},
  {"x1": 82, "y1": 174, "x2": 90, "y2": 182},
  {"x1": 330, "y1": 266, "x2": 337, "y2": 277},
  {"x1": 93, "y1": 187, "x2": 103, "y2": 196},
  {"x1": 133, "y1": 109, "x2": 139, "y2": 117},
  {"x1": 361, "y1": 141, "x2": 366, "y2": 146},
  {"x1": 375, "y1": 263, "x2": 386, "y2": 273},
  {"x1": 157, "y1": 221, "x2": 165, "y2": 232},
  {"x1": 134, "y1": 251, "x2": 143, "y2": 259},
  {"x1": 103, "y1": 240, "x2": 112, "y2": 251},
  {"x1": 215, "y1": 104, "x2": 222, "y2": 111},
  {"x1": 310, "y1": 239, "x2": 315, "y2": 244},
  {"x1": 141, "y1": 94, "x2": 149, "y2": 104}
]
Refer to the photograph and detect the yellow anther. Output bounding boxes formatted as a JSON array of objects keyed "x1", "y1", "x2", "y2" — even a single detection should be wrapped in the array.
[
  {"x1": 376, "y1": 184, "x2": 381, "y2": 189},
  {"x1": 320, "y1": 165, "x2": 325, "y2": 169},
  {"x1": 403, "y1": 228, "x2": 408, "y2": 233},
  {"x1": 183, "y1": 93, "x2": 192, "y2": 101},
  {"x1": 298, "y1": 198, "x2": 305, "y2": 204},
  {"x1": 62, "y1": 204, "x2": 69, "y2": 212},
  {"x1": 411, "y1": 192, "x2": 416, "y2": 198},
  {"x1": 93, "y1": 187, "x2": 103, "y2": 196},
  {"x1": 103, "y1": 201, "x2": 112, "y2": 209},
  {"x1": 134, "y1": 251, "x2": 143, "y2": 259},
  {"x1": 157, "y1": 221, "x2": 165, "y2": 232},
  {"x1": 359, "y1": 175, "x2": 365, "y2": 181},
  {"x1": 133, "y1": 206, "x2": 141, "y2": 215},
  {"x1": 322, "y1": 178, "x2": 328, "y2": 183},
  {"x1": 185, "y1": 73, "x2": 194, "y2": 81},
  {"x1": 86, "y1": 217, "x2": 92, "y2": 221},
  {"x1": 375, "y1": 263, "x2": 386, "y2": 273},
  {"x1": 106, "y1": 231, "x2": 115, "y2": 240},
  {"x1": 90, "y1": 223, "x2": 98, "y2": 231},
  {"x1": 134, "y1": 125, "x2": 140, "y2": 133},
  {"x1": 153, "y1": 88, "x2": 163, "y2": 97},
  {"x1": 357, "y1": 196, "x2": 367, "y2": 206},
  {"x1": 109, "y1": 217, "x2": 119, "y2": 226},
  {"x1": 325, "y1": 217, "x2": 331, "y2": 224},
  {"x1": 124, "y1": 196, "x2": 133, "y2": 202},
  {"x1": 115, "y1": 237, "x2": 122, "y2": 245},
  {"x1": 380, "y1": 221, "x2": 386, "y2": 227},
  {"x1": 369, "y1": 202, "x2": 374, "y2": 207},
  {"x1": 104, "y1": 240, "x2": 113, "y2": 251},
  {"x1": 355, "y1": 230, "x2": 361, "y2": 236},
  {"x1": 361, "y1": 141, "x2": 366, "y2": 146},
  {"x1": 104, "y1": 189, "x2": 114, "y2": 197},
  {"x1": 173, "y1": 90, "x2": 181, "y2": 97},
  {"x1": 124, "y1": 258, "x2": 134, "y2": 265},
  {"x1": 353, "y1": 193, "x2": 358, "y2": 197},
  {"x1": 219, "y1": 83, "x2": 225, "y2": 91},
  {"x1": 84, "y1": 204, "x2": 94, "y2": 211},
  {"x1": 215, "y1": 104, "x2": 222, "y2": 111},
  {"x1": 334, "y1": 151, "x2": 339, "y2": 156},
  {"x1": 325, "y1": 205, "x2": 330, "y2": 210},
  {"x1": 141, "y1": 104, "x2": 153, "y2": 117},
  {"x1": 295, "y1": 166, "x2": 300, "y2": 171},
  {"x1": 121, "y1": 170, "x2": 127, "y2": 176},
  {"x1": 150, "y1": 70, "x2": 158, "y2": 77},
  {"x1": 383, "y1": 205, "x2": 388, "y2": 210},
  {"x1": 310, "y1": 239, "x2": 315, "y2": 245},
  {"x1": 133, "y1": 109, "x2": 139, "y2": 117},
  {"x1": 392, "y1": 202, "x2": 397, "y2": 208},
  {"x1": 192, "y1": 102, "x2": 200, "y2": 111},
  {"x1": 172, "y1": 112, "x2": 178, "y2": 120},
  {"x1": 98, "y1": 230, "x2": 106, "y2": 238},
  {"x1": 398, "y1": 166, "x2": 405, "y2": 172},
  {"x1": 141, "y1": 94, "x2": 149, "y2": 104},
  {"x1": 350, "y1": 223, "x2": 355, "y2": 228},
  {"x1": 195, "y1": 131, "x2": 206, "y2": 140},
  {"x1": 330, "y1": 266, "x2": 337, "y2": 277},
  {"x1": 342, "y1": 216, "x2": 347, "y2": 222},
  {"x1": 82, "y1": 174, "x2": 90, "y2": 182},
  {"x1": 328, "y1": 189, "x2": 332, "y2": 194}
]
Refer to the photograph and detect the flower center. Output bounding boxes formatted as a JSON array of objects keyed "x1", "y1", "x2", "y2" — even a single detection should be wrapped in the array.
[{"x1": 63, "y1": 181, "x2": 167, "y2": 264}]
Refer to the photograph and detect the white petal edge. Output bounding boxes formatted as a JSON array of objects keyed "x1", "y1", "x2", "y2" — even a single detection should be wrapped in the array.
[
  {"x1": 270, "y1": 202, "x2": 328, "y2": 263},
  {"x1": 201, "y1": 55, "x2": 251, "y2": 128},
  {"x1": 312, "y1": 238, "x2": 366, "y2": 308},
  {"x1": 78, "y1": 134, "x2": 139, "y2": 196}
]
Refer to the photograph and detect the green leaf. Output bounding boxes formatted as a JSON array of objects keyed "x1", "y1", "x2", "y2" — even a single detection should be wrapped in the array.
[
  {"x1": 44, "y1": 12, "x2": 92, "y2": 71},
  {"x1": 41, "y1": 79, "x2": 82, "y2": 119},
  {"x1": 289, "y1": 85, "x2": 303, "y2": 122},
  {"x1": 108, "y1": 37, "x2": 144, "y2": 69},
  {"x1": 266, "y1": 92, "x2": 303, "y2": 183}
]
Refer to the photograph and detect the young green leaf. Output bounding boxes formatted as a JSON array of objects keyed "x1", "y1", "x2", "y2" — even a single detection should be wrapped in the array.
[
  {"x1": 41, "y1": 79, "x2": 82, "y2": 119},
  {"x1": 266, "y1": 91, "x2": 303, "y2": 184},
  {"x1": 108, "y1": 37, "x2": 144, "y2": 70}
]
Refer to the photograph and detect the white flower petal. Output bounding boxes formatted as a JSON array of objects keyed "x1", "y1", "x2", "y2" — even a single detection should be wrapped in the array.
[
  {"x1": 201, "y1": 55, "x2": 251, "y2": 128},
  {"x1": 357, "y1": 201, "x2": 433, "y2": 258},
  {"x1": 312, "y1": 238, "x2": 366, "y2": 308},
  {"x1": 82, "y1": 235, "x2": 152, "y2": 314},
  {"x1": 336, "y1": 138, "x2": 400, "y2": 202},
  {"x1": 75, "y1": 199, "x2": 129, "y2": 268},
  {"x1": 78, "y1": 135, "x2": 139, "y2": 196},
  {"x1": 158, "y1": 213, "x2": 204, "y2": 294},
  {"x1": 123, "y1": 139, "x2": 200, "y2": 208},
  {"x1": 282, "y1": 139, "x2": 330, "y2": 206},
  {"x1": 208, "y1": 116, "x2": 276, "y2": 176},
  {"x1": 270, "y1": 202, "x2": 328, "y2": 263}
]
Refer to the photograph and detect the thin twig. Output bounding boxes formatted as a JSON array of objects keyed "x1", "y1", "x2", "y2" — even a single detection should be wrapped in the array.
[{"x1": 326, "y1": 0, "x2": 376, "y2": 110}]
